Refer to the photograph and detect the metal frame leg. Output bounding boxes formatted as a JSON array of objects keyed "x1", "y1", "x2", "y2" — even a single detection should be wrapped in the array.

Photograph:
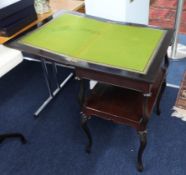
[
  {"x1": 41, "y1": 58, "x2": 53, "y2": 97},
  {"x1": 52, "y1": 62, "x2": 60, "y2": 87},
  {"x1": 34, "y1": 59, "x2": 73, "y2": 117},
  {"x1": 137, "y1": 130, "x2": 147, "y2": 172}
]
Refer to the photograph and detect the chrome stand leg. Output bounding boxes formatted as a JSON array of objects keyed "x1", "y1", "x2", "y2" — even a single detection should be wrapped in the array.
[
  {"x1": 34, "y1": 59, "x2": 73, "y2": 117},
  {"x1": 171, "y1": 0, "x2": 185, "y2": 59},
  {"x1": 41, "y1": 58, "x2": 53, "y2": 97},
  {"x1": 52, "y1": 61, "x2": 60, "y2": 89}
]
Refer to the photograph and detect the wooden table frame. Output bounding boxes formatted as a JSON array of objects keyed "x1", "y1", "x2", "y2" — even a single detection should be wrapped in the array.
[
  {"x1": 76, "y1": 55, "x2": 169, "y2": 172},
  {"x1": 6, "y1": 11, "x2": 174, "y2": 171}
]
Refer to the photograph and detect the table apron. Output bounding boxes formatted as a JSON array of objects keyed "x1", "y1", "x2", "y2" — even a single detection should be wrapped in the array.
[{"x1": 75, "y1": 67, "x2": 152, "y2": 93}]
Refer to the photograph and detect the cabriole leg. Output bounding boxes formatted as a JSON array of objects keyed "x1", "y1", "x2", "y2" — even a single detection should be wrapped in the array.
[
  {"x1": 81, "y1": 113, "x2": 92, "y2": 153},
  {"x1": 137, "y1": 130, "x2": 147, "y2": 172}
]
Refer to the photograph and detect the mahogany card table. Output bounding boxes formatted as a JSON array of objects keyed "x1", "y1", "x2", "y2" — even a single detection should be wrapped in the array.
[{"x1": 7, "y1": 11, "x2": 174, "y2": 171}]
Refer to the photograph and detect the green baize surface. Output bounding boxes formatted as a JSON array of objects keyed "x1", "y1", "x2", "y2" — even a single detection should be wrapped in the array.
[{"x1": 20, "y1": 13, "x2": 165, "y2": 74}]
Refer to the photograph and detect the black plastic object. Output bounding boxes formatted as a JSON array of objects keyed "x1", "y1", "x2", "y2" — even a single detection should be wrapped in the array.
[
  {"x1": 0, "y1": 0, "x2": 35, "y2": 20},
  {"x1": 0, "y1": 0, "x2": 37, "y2": 37}
]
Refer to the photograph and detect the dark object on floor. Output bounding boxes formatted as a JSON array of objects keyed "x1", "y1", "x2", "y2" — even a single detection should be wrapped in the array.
[{"x1": 0, "y1": 133, "x2": 27, "y2": 144}]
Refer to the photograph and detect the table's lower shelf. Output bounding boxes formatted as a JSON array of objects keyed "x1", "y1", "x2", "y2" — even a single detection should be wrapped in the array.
[
  {"x1": 83, "y1": 68, "x2": 165, "y2": 128},
  {"x1": 80, "y1": 67, "x2": 167, "y2": 171}
]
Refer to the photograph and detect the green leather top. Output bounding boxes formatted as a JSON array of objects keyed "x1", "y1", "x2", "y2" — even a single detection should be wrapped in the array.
[{"x1": 19, "y1": 13, "x2": 165, "y2": 74}]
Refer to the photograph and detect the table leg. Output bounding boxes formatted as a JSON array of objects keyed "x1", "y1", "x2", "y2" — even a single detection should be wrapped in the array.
[
  {"x1": 34, "y1": 59, "x2": 73, "y2": 117},
  {"x1": 156, "y1": 54, "x2": 168, "y2": 115},
  {"x1": 137, "y1": 93, "x2": 150, "y2": 171},
  {"x1": 42, "y1": 58, "x2": 53, "y2": 97},
  {"x1": 141, "y1": 93, "x2": 151, "y2": 126},
  {"x1": 78, "y1": 79, "x2": 86, "y2": 107},
  {"x1": 137, "y1": 130, "x2": 147, "y2": 172},
  {"x1": 156, "y1": 79, "x2": 166, "y2": 115},
  {"x1": 81, "y1": 113, "x2": 92, "y2": 153},
  {"x1": 52, "y1": 61, "x2": 60, "y2": 89},
  {"x1": 164, "y1": 54, "x2": 169, "y2": 68}
]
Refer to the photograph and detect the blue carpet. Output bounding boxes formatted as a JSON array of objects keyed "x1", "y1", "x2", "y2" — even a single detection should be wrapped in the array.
[
  {"x1": 167, "y1": 58, "x2": 186, "y2": 85},
  {"x1": 0, "y1": 60, "x2": 186, "y2": 175},
  {"x1": 179, "y1": 34, "x2": 186, "y2": 45}
]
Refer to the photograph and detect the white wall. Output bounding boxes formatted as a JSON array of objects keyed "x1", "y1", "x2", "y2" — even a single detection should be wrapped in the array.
[{"x1": 85, "y1": 0, "x2": 150, "y2": 25}]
